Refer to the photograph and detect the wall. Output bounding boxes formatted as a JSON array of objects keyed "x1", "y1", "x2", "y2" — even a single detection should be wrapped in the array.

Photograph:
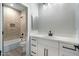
[
  {"x1": 0, "y1": 4, "x2": 2, "y2": 51},
  {"x1": 21, "y1": 3, "x2": 31, "y2": 56},
  {"x1": 22, "y1": 3, "x2": 38, "y2": 55},
  {"x1": 20, "y1": 10, "x2": 27, "y2": 39},
  {"x1": 38, "y1": 3, "x2": 76, "y2": 38},
  {"x1": 30, "y1": 3, "x2": 38, "y2": 32},
  {"x1": 75, "y1": 4, "x2": 79, "y2": 42},
  {"x1": 3, "y1": 6, "x2": 21, "y2": 41}
]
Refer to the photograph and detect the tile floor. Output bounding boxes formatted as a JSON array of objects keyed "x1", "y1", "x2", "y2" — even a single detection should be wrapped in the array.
[{"x1": 4, "y1": 47, "x2": 26, "y2": 56}]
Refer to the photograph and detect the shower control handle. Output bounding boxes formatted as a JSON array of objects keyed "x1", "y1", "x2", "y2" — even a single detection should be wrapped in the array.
[{"x1": 2, "y1": 31, "x2": 4, "y2": 35}]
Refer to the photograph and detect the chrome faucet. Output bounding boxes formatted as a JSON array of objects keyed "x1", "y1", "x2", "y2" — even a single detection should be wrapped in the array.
[{"x1": 48, "y1": 30, "x2": 53, "y2": 36}]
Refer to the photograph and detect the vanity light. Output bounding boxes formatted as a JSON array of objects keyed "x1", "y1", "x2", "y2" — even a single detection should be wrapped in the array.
[
  {"x1": 43, "y1": 3, "x2": 48, "y2": 9},
  {"x1": 43, "y1": 3, "x2": 52, "y2": 9},
  {"x1": 10, "y1": 4, "x2": 14, "y2": 7}
]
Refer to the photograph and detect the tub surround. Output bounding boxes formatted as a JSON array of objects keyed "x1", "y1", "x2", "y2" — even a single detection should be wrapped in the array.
[
  {"x1": 4, "y1": 38, "x2": 26, "y2": 56},
  {"x1": 4, "y1": 47, "x2": 23, "y2": 56},
  {"x1": 4, "y1": 39, "x2": 21, "y2": 46},
  {"x1": 4, "y1": 39, "x2": 21, "y2": 52}
]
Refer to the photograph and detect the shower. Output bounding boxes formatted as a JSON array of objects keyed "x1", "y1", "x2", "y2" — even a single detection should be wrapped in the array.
[{"x1": 2, "y1": 3, "x2": 28, "y2": 56}]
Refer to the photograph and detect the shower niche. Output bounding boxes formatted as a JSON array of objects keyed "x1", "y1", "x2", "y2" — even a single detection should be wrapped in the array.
[{"x1": 10, "y1": 23, "x2": 15, "y2": 27}]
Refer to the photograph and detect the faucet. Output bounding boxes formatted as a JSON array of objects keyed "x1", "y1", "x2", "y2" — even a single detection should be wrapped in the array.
[
  {"x1": 20, "y1": 33, "x2": 24, "y2": 41},
  {"x1": 48, "y1": 30, "x2": 53, "y2": 36}
]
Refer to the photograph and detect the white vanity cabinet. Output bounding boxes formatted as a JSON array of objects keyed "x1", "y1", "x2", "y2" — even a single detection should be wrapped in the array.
[
  {"x1": 30, "y1": 36, "x2": 59, "y2": 56},
  {"x1": 37, "y1": 43, "x2": 45, "y2": 56},
  {"x1": 59, "y1": 42, "x2": 79, "y2": 56},
  {"x1": 30, "y1": 36, "x2": 79, "y2": 56},
  {"x1": 37, "y1": 38, "x2": 59, "y2": 56}
]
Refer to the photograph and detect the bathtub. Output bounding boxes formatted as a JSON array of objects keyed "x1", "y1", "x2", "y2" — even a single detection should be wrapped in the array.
[{"x1": 4, "y1": 39, "x2": 21, "y2": 52}]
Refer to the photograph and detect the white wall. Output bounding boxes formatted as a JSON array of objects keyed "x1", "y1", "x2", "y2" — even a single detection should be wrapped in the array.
[
  {"x1": 38, "y1": 3, "x2": 76, "y2": 38},
  {"x1": 75, "y1": 4, "x2": 79, "y2": 42},
  {"x1": 22, "y1": 3, "x2": 38, "y2": 56},
  {"x1": 30, "y1": 4, "x2": 38, "y2": 31},
  {"x1": 20, "y1": 10, "x2": 27, "y2": 39},
  {"x1": 0, "y1": 4, "x2": 2, "y2": 51}
]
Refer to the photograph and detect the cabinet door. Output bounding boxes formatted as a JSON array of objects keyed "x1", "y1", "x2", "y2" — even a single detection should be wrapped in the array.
[
  {"x1": 38, "y1": 43, "x2": 59, "y2": 56},
  {"x1": 38, "y1": 41, "x2": 58, "y2": 56},
  {"x1": 60, "y1": 51, "x2": 75, "y2": 56},
  {"x1": 47, "y1": 46, "x2": 58, "y2": 56},
  {"x1": 60, "y1": 43, "x2": 77, "y2": 56},
  {"x1": 37, "y1": 38, "x2": 59, "y2": 56},
  {"x1": 76, "y1": 50, "x2": 79, "y2": 56},
  {"x1": 37, "y1": 43, "x2": 45, "y2": 56}
]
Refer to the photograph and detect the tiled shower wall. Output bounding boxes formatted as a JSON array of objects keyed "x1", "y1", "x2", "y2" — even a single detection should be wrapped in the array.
[
  {"x1": 20, "y1": 10, "x2": 27, "y2": 39},
  {"x1": 3, "y1": 5, "x2": 27, "y2": 41},
  {"x1": 3, "y1": 6, "x2": 21, "y2": 41}
]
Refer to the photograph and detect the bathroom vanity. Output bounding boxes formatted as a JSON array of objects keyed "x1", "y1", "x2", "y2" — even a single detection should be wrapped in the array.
[
  {"x1": 30, "y1": 33, "x2": 79, "y2": 56},
  {"x1": 30, "y1": 3, "x2": 79, "y2": 56}
]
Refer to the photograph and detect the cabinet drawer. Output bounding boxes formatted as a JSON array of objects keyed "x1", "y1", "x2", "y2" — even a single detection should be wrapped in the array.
[
  {"x1": 31, "y1": 39, "x2": 37, "y2": 45},
  {"x1": 31, "y1": 51, "x2": 37, "y2": 56},
  {"x1": 60, "y1": 43, "x2": 77, "y2": 53},
  {"x1": 30, "y1": 37, "x2": 38, "y2": 56},
  {"x1": 31, "y1": 45, "x2": 37, "y2": 52}
]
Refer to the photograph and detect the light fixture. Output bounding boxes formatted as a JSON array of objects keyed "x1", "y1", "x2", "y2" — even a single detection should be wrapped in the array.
[
  {"x1": 10, "y1": 4, "x2": 14, "y2": 7},
  {"x1": 42, "y1": 3, "x2": 52, "y2": 10},
  {"x1": 42, "y1": 3, "x2": 48, "y2": 9}
]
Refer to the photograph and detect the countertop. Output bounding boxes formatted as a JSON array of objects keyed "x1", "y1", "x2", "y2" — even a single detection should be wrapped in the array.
[{"x1": 30, "y1": 32, "x2": 79, "y2": 45}]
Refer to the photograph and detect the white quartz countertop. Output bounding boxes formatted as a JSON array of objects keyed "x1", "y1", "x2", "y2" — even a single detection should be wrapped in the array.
[{"x1": 30, "y1": 32, "x2": 79, "y2": 45}]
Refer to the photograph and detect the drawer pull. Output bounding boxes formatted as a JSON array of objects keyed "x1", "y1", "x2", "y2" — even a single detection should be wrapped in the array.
[
  {"x1": 31, "y1": 51, "x2": 36, "y2": 54},
  {"x1": 44, "y1": 48, "x2": 46, "y2": 56},
  {"x1": 63, "y1": 46, "x2": 76, "y2": 51},
  {"x1": 46, "y1": 49, "x2": 48, "y2": 56},
  {"x1": 32, "y1": 44, "x2": 36, "y2": 47},
  {"x1": 44, "y1": 48, "x2": 48, "y2": 56},
  {"x1": 32, "y1": 39, "x2": 36, "y2": 41},
  {"x1": 74, "y1": 45, "x2": 79, "y2": 50}
]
